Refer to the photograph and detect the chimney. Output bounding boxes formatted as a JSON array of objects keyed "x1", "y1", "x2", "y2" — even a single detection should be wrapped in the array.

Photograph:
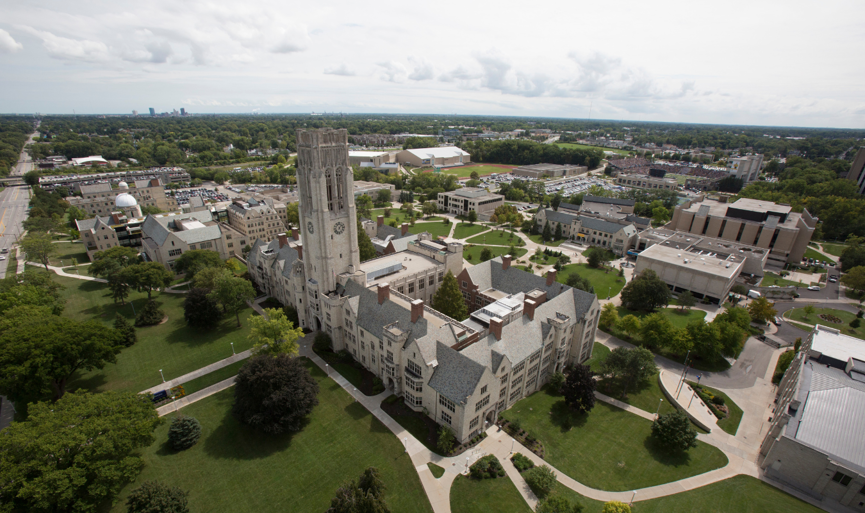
[
  {"x1": 546, "y1": 270, "x2": 557, "y2": 287},
  {"x1": 150, "y1": 178, "x2": 159, "y2": 187},
  {"x1": 490, "y1": 317, "x2": 504, "y2": 341},
  {"x1": 378, "y1": 282, "x2": 390, "y2": 305},
  {"x1": 296, "y1": 244, "x2": 303, "y2": 261},
  {"x1": 524, "y1": 299, "x2": 537, "y2": 321},
  {"x1": 291, "y1": 228, "x2": 299, "y2": 240},
  {"x1": 401, "y1": 223, "x2": 409, "y2": 236},
  {"x1": 277, "y1": 233, "x2": 288, "y2": 249},
  {"x1": 502, "y1": 254, "x2": 512, "y2": 270},
  {"x1": 377, "y1": 215, "x2": 384, "y2": 227},
  {"x1": 411, "y1": 299, "x2": 424, "y2": 323}
]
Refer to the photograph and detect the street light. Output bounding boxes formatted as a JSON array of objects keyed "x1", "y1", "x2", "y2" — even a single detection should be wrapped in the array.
[
  {"x1": 325, "y1": 364, "x2": 329, "y2": 375},
  {"x1": 159, "y1": 369, "x2": 165, "y2": 383},
  {"x1": 631, "y1": 491, "x2": 637, "y2": 505},
  {"x1": 465, "y1": 456, "x2": 470, "y2": 472},
  {"x1": 656, "y1": 398, "x2": 663, "y2": 418},
  {"x1": 231, "y1": 342, "x2": 235, "y2": 355},
  {"x1": 404, "y1": 437, "x2": 407, "y2": 452}
]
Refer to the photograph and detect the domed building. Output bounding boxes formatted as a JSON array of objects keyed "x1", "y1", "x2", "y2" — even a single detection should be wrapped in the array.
[
  {"x1": 117, "y1": 181, "x2": 129, "y2": 189},
  {"x1": 115, "y1": 192, "x2": 142, "y2": 218}
]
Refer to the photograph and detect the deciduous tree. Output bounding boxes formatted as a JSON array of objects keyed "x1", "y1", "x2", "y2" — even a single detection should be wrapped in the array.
[
  {"x1": 20, "y1": 231, "x2": 56, "y2": 270},
  {"x1": 601, "y1": 347, "x2": 657, "y2": 397},
  {"x1": 677, "y1": 290, "x2": 696, "y2": 310},
  {"x1": 748, "y1": 296, "x2": 777, "y2": 324},
  {"x1": 183, "y1": 287, "x2": 223, "y2": 327},
  {"x1": 356, "y1": 193, "x2": 373, "y2": 219},
  {"x1": 561, "y1": 364, "x2": 595, "y2": 414},
  {"x1": 652, "y1": 410, "x2": 698, "y2": 452},
  {"x1": 248, "y1": 307, "x2": 304, "y2": 356},
  {"x1": 126, "y1": 481, "x2": 190, "y2": 513},
  {"x1": 599, "y1": 303, "x2": 619, "y2": 330},
  {"x1": 617, "y1": 314, "x2": 641, "y2": 340},
  {"x1": 841, "y1": 266, "x2": 865, "y2": 294},
  {"x1": 357, "y1": 219, "x2": 377, "y2": 261},
  {"x1": 620, "y1": 269, "x2": 670, "y2": 312},
  {"x1": 209, "y1": 273, "x2": 256, "y2": 327},
  {"x1": 173, "y1": 249, "x2": 224, "y2": 280},
  {"x1": 123, "y1": 262, "x2": 173, "y2": 299},
  {"x1": 432, "y1": 271, "x2": 468, "y2": 321}
]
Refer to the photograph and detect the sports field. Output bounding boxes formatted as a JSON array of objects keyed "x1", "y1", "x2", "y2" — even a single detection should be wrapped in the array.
[{"x1": 423, "y1": 164, "x2": 514, "y2": 178}]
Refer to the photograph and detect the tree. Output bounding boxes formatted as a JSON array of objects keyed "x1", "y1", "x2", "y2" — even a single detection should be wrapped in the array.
[
  {"x1": 173, "y1": 249, "x2": 224, "y2": 280},
  {"x1": 248, "y1": 307, "x2": 304, "y2": 356},
  {"x1": 126, "y1": 481, "x2": 190, "y2": 513},
  {"x1": 640, "y1": 312, "x2": 678, "y2": 351},
  {"x1": 356, "y1": 193, "x2": 373, "y2": 219},
  {"x1": 542, "y1": 221, "x2": 552, "y2": 242},
  {"x1": 437, "y1": 425, "x2": 455, "y2": 454},
  {"x1": 566, "y1": 272, "x2": 594, "y2": 294},
  {"x1": 192, "y1": 266, "x2": 231, "y2": 291},
  {"x1": 233, "y1": 354, "x2": 319, "y2": 434},
  {"x1": 617, "y1": 314, "x2": 641, "y2": 340},
  {"x1": 601, "y1": 501, "x2": 631, "y2": 513},
  {"x1": 89, "y1": 246, "x2": 142, "y2": 278},
  {"x1": 422, "y1": 201, "x2": 438, "y2": 218},
  {"x1": 123, "y1": 262, "x2": 173, "y2": 299},
  {"x1": 357, "y1": 219, "x2": 377, "y2": 262},
  {"x1": 470, "y1": 170, "x2": 479, "y2": 180},
  {"x1": 677, "y1": 290, "x2": 696, "y2": 310},
  {"x1": 713, "y1": 320, "x2": 744, "y2": 359},
  {"x1": 840, "y1": 245, "x2": 865, "y2": 271},
  {"x1": 748, "y1": 296, "x2": 777, "y2": 324},
  {"x1": 0, "y1": 306, "x2": 120, "y2": 402},
  {"x1": 183, "y1": 287, "x2": 223, "y2": 327},
  {"x1": 432, "y1": 271, "x2": 468, "y2": 321},
  {"x1": 586, "y1": 248, "x2": 602, "y2": 268},
  {"x1": 23, "y1": 169, "x2": 40, "y2": 186},
  {"x1": 0, "y1": 391, "x2": 161, "y2": 513},
  {"x1": 209, "y1": 273, "x2": 256, "y2": 327},
  {"x1": 551, "y1": 193, "x2": 563, "y2": 211},
  {"x1": 168, "y1": 415, "x2": 202, "y2": 451},
  {"x1": 524, "y1": 465, "x2": 557, "y2": 499},
  {"x1": 599, "y1": 303, "x2": 619, "y2": 330},
  {"x1": 109, "y1": 272, "x2": 131, "y2": 304},
  {"x1": 480, "y1": 247, "x2": 493, "y2": 262},
  {"x1": 802, "y1": 305, "x2": 816, "y2": 319},
  {"x1": 601, "y1": 347, "x2": 657, "y2": 397},
  {"x1": 652, "y1": 410, "x2": 698, "y2": 452},
  {"x1": 537, "y1": 495, "x2": 584, "y2": 513},
  {"x1": 714, "y1": 306, "x2": 751, "y2": 331},
  {"x1": 136, "y1": 299, "x2": 166, "y2": 327},
  {"x1": 0, "y1": 268, "x2": 65, "y2": 315},
  {"x1": 561, "y1": 364, "x2": 596, "y2": 414},
  {"x1": 554, "y1": 222, "x2": 563, "y2": 240},
  {"x1": 20, "y1": 231, "x2": 56, "y2": 270},
  {"x1": 327, "y1": 467, "x2": 391, "y2": 513},
  {"x1": 651, "y1": 205, "x2": 670, "y2": 225},
  {"x1": 549, "y1": 371, "x2": 566, "y2": 392},
  {"x1": 619, "y1": 269, "x2": 670, "y2": 312},
  {"x1": 114, "y1": 313, "x2": 137, "y2": 347},
  {"x1": 841, "y1": 266, "x2": 865, "y2": 294},
  {"x1": 375, "y1": 188, "x2": 392, "y2": 206},
  {"x1": 467, "y1": 210, "x2": 478, "y2": 225},
  {"x1": 285, "y1": 202, "x2": 299, "y2": 229}
]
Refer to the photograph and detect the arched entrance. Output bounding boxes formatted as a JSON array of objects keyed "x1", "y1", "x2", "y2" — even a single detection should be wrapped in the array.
[
  {"x1": 313, "y1": 316, "x2": 322, "y2": 332},
  {"x1": 387, "y1": 377, "x2": 395, "y2": 390}
]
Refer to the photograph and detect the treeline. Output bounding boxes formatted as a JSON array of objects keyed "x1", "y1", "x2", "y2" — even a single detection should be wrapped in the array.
[
  {"x1": 736, "y1": 156, "x2": 865, "y2": 240},
  {"x1": 460, "y1": 139, "x2": 604, "y2": 169},
  {"x1": 0, "y1": 117, "x2": 34, "y2": 177}
]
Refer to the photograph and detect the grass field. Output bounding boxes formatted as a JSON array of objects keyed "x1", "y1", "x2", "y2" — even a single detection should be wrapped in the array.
[
  {"x1": 409, "y1": 221, "x2": 452, "y2": 238},
  {"x1": 499, "y1": 387, "x2": 728, "y2": 491},
  {"x1": 557, "y1": 264, "x2": 627, "y2": 299},
  {"x1": 110, "y1": 362, "x2": 434, "y2": 513},
  {"x1": 48, "y1": 241, "x2": 89, "y2": 266},
  {"x1": 555, "y1": 142, "x2": 631, "y2": 156},
  {"x1": 430, "y1": 164, "x2": 514, "y2": 178},
  {"x1": 181, "y1": 360, "x2": 244, "y2": 395},
  {"x1": 667, "y1": 174, "x2": 690, "y2": 185},
  {"x1": 450, "y1": 474, "x2": 531, "y2": 513},
  {"x1": 452, "y1": 223, "x2": 489, "y2": 240},
  {"x1": 464, "y1": 245, "x2": 528, "y2": 263},
  {"x1": 820, "y1": 242, "x2": 847, "y2": 257},
  {"x1": 52, "y1": 273, "x2": 258, "y2": 394},
  {"x1": 687, "y1": 382, "x2": 743, "y2": 436},
  {"x1": 803, "y1": 246, "x2": 835, "y2": 263},
  {"x1": 784, "y1": 307, "x2": 863, "y2": 340},
  {"x1": 585, "y1": 342, "x2": 610, "y2": 374},
  {"x1": 526, "y1": 233, "x2": 566, "y2": 247},
  {"x1": 762, "y1": 272, "x2": 817, "y2": 288},
  {"x1": 427, "y1": 463, "x2": 445, "y2": 478},
  {"x1": 369, "y1": 206, "x2": 401, "y2": 223},
  {"x1": 465, "y1": 229, "x2": 526, "y2": 247}
]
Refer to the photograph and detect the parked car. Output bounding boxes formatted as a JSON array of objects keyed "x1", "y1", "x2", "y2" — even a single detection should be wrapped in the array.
[
  {"x1": 829, "y1": 277, "x2": 837, "y2": 283},
  {"x1": 807, "y1": 285, "x2": 821, "y2": 291},
  {"x1": 774, "y1": 316, "x2": 782, "y2": 325}
]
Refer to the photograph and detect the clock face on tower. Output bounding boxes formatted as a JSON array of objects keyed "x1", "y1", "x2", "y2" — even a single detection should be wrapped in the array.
[
  {"x1": 333, "y1": 222, "x2": 345, "y2": 235},
  {"x1": 307, "y1": 221, "x2": 314, "y2": 234}
]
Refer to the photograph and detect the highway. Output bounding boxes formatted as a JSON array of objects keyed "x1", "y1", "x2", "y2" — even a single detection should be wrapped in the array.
[
  {"x1": 13, "y1": 130, "x2": 40, "y2": 177},
  {"x1": 0, "y1": 186, "x2": 29, "y2": 278}
]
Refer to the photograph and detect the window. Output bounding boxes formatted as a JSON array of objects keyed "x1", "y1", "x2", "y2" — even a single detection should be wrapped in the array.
[
  {"x1": 407, "y1": 359, "x2": 422, "y2": 376},
  {"x1": 386, "y1": 350, "x2": 394, "y2": 361},
  {"x1": 397, "y1": 286, "x2": 404, "y2": 294},
  {"x1": 462, "y1": 281, "x2": 467, "y2": 288},
  {"x1": 418, "y1": 279, "x2": 424, "y2": 289},
  {"x1": 439, "y1": 395, "x2": 455, "y2": 412},
  {"x1": 529, "y1": 352, "x2": 541, "y2": 363},
  {"x1": 510, "y1": 388, "x2": 522, "y2": 401},
  {"x1": 406, "y1": 376, "x2": 422, "y2": 392},
  {"x1": 512, "y1": 375, "x2": 523, "y2": 387},
  {"x1": 228, "y1": 242, "x2": 234, "y2": 248},
  {"x1": 526, "y1": 376, "x2": 537, "y2": 389},
  {"x1": 476, "y1": 297, "x2": 483, "y2": 305},
  {"x1": 429, "y1": 275, "x2": 435, "y2": 286},
  {"x1": 512, "y1": 362, "x2": 525, "y2": 375},
  {"x1": 408, "y1": 282, "x2": 414, "y2": 293},
  {"x1": 527, "y1": 365, "x2": 538, "y2": 377},
  {"x1": 405, "y1": 392, "x2": 422, "y2": 407},
  {"x1": 500, "y1": 375, "x2": 508, "y2": 385},
  {"x1": 480, "y1": 385, "x2": 487, "y2": 395},
  {"x1": 500, "y1": 386, "x2": 507, "y2": 399},
  {"x1": 168, "y1": 249, "x2": 182, "y2": 257},
  {"x1": 441, "y1": 411, "x2": 452, "y2": 424},
  {"x1": 832, "y1": 472, "x2": 853, "y2": 486},
  {"x1": 474, "y1": 395, "x2": 490, "y2": 412},
  {"x1": 439, "y1": 272, "x2": 444, "y2": 282},
  {"x1": 469, "y1": 416, "x2": 479, "y2": 429}
]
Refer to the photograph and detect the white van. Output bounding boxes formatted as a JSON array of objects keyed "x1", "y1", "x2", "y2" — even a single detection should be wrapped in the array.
[{"x1": 747, "y1": 290, "x2": 761, "y2": 299}]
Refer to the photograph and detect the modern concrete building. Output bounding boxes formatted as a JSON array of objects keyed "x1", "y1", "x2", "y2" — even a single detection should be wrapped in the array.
[
  {"x1": 140, "y1": 211, "x2": 247, "y2": 270},
  {"x1": 437, "y1": 188, "x2": 504, "y2": 218},
  {"x1": 512, "y1": 163, "x2": 588, "y2": 179},
  {"x1": 670, "y1": 198, "x2": 817, "y2": 266},
  {"x1": 396, "y1": 146, "x2": 471, "y2": 167},
  {"x1": 353, "y1": 180, "x2": 396, "y2": 199},
  {"x1": 726, "y1": 154, "x2": 764, "y2": 183},
  {"x1": 535, "y1": 209, "x2": 640, "y2": 255},
  {"x1": 761, "y1": 325, "x2": 865, "y2": 512},
  {"x1": 244, "y1": 128, "x2": 601, "y2": 444},
  {"x1": 615, "y1": 173, "x2": 678, "y2": 190},
  {"x1": 847, "y1": 147, "x2": 865, "y2": 195},
  {"x1": 348, "y1": 151, "x2": 392, "y2": 167}
]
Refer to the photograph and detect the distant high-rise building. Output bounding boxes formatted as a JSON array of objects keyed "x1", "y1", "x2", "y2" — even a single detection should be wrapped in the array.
[
  {"x1": 847, "y1": 147, "x2": 865, "y2": 195},
  {"x1": 132, "y1": 110, "x2": 138, "y2": 116},
  {"x1": 180, "y1": 108, "x2": 186, "y2": 116},
  {"x1": 149, "y1": 108, "x2": 155, "y2": 116}
]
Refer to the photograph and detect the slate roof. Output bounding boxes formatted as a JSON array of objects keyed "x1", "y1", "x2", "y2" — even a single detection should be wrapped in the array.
[
  {"x1": 541, "y1": 209, "x2": 577, "y2": 225},
  {"x1": 428, "y1": 341, "x2": 488, "y2": 404},
  {"x1": 141, "y1": 211, "x2": 216, "y2": 246},
  {"x1": 174, "y1": 226, "x2": 222, "y2": 244},
  {"x1": 76, "y1": 216, "x2": 111, "y2": 232},
  {"x1": 578, "y1": 216, "x2": 628, "y2": 234},
  {"x1": 558, "y1": 202, "x2": 581, "y2": 213},
  {"x1": 342, "y1": 280, "x2": 429, "y2": 346},
  {"x1": 248, "y1": 238, "x2": 300, "y2": 280},
  {"x1": 583, "y1": 195, "x2": 635, "y2": 207},
  {"x1": 625, "y1": 214, "x2": 651, "y2": 227}
]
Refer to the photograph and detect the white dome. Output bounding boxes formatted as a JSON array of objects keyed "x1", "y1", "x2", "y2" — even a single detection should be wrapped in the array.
[
  {"x1": 118, "y1": 181, "x2": 129, "y2": 189},
  {"x1": 115, "y1": 193, "x2": 138, "y2": 208}
]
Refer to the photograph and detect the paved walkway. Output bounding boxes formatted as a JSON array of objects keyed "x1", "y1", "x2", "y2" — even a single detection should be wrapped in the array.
[
  {"x1": 157, "y1": 376, "x2": 236, "y2": 417},
  {"x1": 140, "y1": 349, "x2": 252, "y2": 395},
  {"x1": 658, "y1": 369, "x2": 718, "y2": 432}
]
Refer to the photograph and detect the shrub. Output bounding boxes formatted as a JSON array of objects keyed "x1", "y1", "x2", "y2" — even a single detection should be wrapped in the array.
[
  {"x1": 711, "y1": 395, "x2": 725, "y2": 406},
  {"x1": 126, "y1": 481, "x2": 189, "y2": 513},
  {"x1": 523, "y1": 465, "x2": 557, "y2": 498},
  {"x1": 548, "y1": 372, "x2": 565, "y2": 392},
  {"x1": 511, "y1": 452, "x2": 535, "y2": 472},
  {"x1": 509, "y1": 418, "x2": 522, "y2": 434},
  {"x1": 851, "y1": 318, "x2": 861, "y2": 329},
  {"x1": 168, "y1": 415, "x2": 202, "y2": 451},
  {"x1": 602, "y1": 501, "x2": 631, "y2": 513},
  {"x1": 437, "y1": 425, "x2": 455, "y2": 454},
  {"x1": 372, "y1": 377, "x2": 385, "y2": 394},
  {"x1": 773, "y1": 350, "x2": 796, "y2": 384},
  {"x1": 114, "y1": 314, "x2": 137, "y2": 347},
  {"x1": 537, "y1": 495, "x2": 584, "y2": 513},
  {"x1": 469, "y1": 455, "x2": 504, "y2": 479},
  {"x1": 313, "y1": 332, "x2": 332, "y2": 352},
  {"x1": 651, "y1": 410, "x2": 698, "y2": 452},
  {"x1": 135, "y1": 300, "x2": 165, "y2": 327}
]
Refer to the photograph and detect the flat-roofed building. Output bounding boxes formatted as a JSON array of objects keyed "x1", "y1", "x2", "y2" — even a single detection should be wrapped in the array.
[
  {"x1": 68, "y1": 179, "x2": 177, "y2": 216},
  {"x1": 670, "y1": 197, "x2": 817, "y2": 266},
  {"x1": 396, "y1": 146, "x2": 471, "y2": 167},
  {"x1": 353, "y1": 180, "x2": 396, "y2": 199},
  {"x1": 437, "y1": 188, "x2": 504, "y2": 218},
  {"x1": 726, "y1": 154, "x2": 764, "y2": 183},
  {"x1": 348, "y1": 150, "x2": 392, "y2": 167},
  {"x1": 512, "y1": 163, "x2": 588, "y2": 179},
  {"x1": 761, "y1": 325, "x2": 865, "y2": 511},
  {"x1": 578, "y1": 195, "x2": 636, "y2": 217},
  {"x1": 615, "y1": 173, "x2": 678, "y2": 190}
]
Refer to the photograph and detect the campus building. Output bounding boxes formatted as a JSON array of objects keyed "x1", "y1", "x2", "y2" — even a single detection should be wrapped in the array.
[
  {"x1": 140, "y1": 211, "x2": 247, "y2": 270},
  {"x1": 245, "y1": 129, "x2": 601, "y2": 443},
  {"x1": 396, "y1": 147, "x2": 471, "y2": 167},
  {"x1": 226, "y1": 199, "x2": 288, "y2": 243},
  {"x1": 534, "y1": 208, "x2": 640, "y2": 256},
  {"x1": 726, "y1": 154, "x2": 764, "y2": 183},
  {"x1": 847, "y1": 147, "x2": 865, "y2": 195},
  {"x1": 512, "y1": 163, "x2": 588, "y2": 179},
  {"x1": 437, "y1": 188, "x2": 504, "y2": 218},
  {"x1": 361, "y1": 216, "x2": 419, "y2": 256},
  {"x1": 615, "y1": 173, "x2": 678, "y2": 190},
  {"x1": 669, "y1": 197, "x2": 817, "y2": 266},
  {"x1": 761, "y1": 325, "x2": 865, "y2": 512},
  {"x1": 68, "y1": 179, "x2": 178, "y2": 216}
]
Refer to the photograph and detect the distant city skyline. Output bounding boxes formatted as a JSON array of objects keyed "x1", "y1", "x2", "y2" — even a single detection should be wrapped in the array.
[{"x1": 0, "y1": 0, "x2": 862, "y2": 128}]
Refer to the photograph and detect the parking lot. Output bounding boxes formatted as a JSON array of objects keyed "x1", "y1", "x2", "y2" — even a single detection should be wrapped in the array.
[{"x1": 478, "y1": 172, "x2": 623, "y2": 197}]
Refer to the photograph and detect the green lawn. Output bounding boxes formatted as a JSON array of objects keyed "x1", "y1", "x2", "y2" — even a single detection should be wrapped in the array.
[
  {"x1": 227, "y1": 257, "x2": 247, "y2": 276},
  {"x1": 181, "y1": 360, "x2": 244, "y2": 395},
  {"x1": 370, "y1": 206, "x2": 401, "y2": 223},
  {"x1": 667, "y1": 174, "x2": 690, "y2": 185},
  {"x1": 784, "y1": 307, "x2": 864, "y2": 340},
  {"x1": 499, "y1": 388, "x2": 728, "y2": 491},
  {"x1": 409, "y1": 221, "x2": 452, "y2": 238},
  {"x1": 820, "y1": 242, "x2": 847, "y2": 257},
  {"x1": 110, "y1": 361, "x2": 433, "y2": 513},
  {"x1": 433, "y1": 164, "x2": 514, "y2": 178},
  {"x1": 803, "y1": 247, "x2": 835, "y2": 263},
  {"x1": 427, "y1": 463, "x2": 445, "y2": 478},
  {"x1": 464, "y1": 245, "x2": 528, "y2": 263},
  {"x1": 48, "y1": 241, "x2": 89, "y2": 266},
  {"x1": 51, "y1": 274, "x2": 258, "y2": 394},
  {"x1": 465, "y1": 229, "x2": 526, "y2": 247},
  {"x1": 687, "y1": 382, "x2": 743, "y2": 436},
  {"x1": 450, "y1": 474, "x2": 532, "y2": 513},
  {"x1": 597, "y1": 371, "x2": 676, "y2": 417},
  {"x1": 452, "y1": 223, "x2": 489, "y2": 240},
  {"x1": 555, "y1": 142, "x2": 630, "y2": 156},
  {"x1": 527, "y1": 233, "x2": 566, "y2": 247},
  {"x1": 585, "y1": 342, "x2": 610, "y2": 374},
  {"x1": 554, "y1": 475, "x2": 823, "y2": 513},
  {"x1": 762, "y1": 272, "x2": 817, "y2": 288},
  {"x1": 557, "y1": 264, "x2": 626, "y2": 299}
]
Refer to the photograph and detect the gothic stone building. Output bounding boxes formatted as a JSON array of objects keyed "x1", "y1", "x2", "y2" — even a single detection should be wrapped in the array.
[{"x1": 247, "y1": 128, "x2": 600, "y2": 443}]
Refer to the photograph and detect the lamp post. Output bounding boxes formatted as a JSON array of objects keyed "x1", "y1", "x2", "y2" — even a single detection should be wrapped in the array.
[
  {"x1": 631, "y1": 491, "x2": 637, "y2": 506},
  {"x1": 608, "y1": 286, "x2": 611, "y2": 300},
  {"x1": 231, "y1": 342, "x2": 235, "y2": 355},
  {"x1": 655, "y1": 398, "x2": 663, "y2": 418},
  {"x1": 159, "y1": 369, "x2": 165, "y2": 383},
  {"x1": 465, "y1": 456, "x2": 470, "y2": 473},
  {"x1": 511, "y1": 439, "x2": 514, "y2": 453},
  {"x1": 404, "y1": 437, "x2": 407, "y2": 453},
  {"x1": 325, "y1": 364, "x2": 329, "y2": 375}
]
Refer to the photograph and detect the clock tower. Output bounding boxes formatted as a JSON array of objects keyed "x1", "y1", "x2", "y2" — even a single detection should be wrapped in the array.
[{"x1": 295, "y1": 128, "x2": 360, "y2": 297}]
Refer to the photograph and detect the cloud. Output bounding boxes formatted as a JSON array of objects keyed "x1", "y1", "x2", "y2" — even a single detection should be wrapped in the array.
[
  {"x1": 324, "y1": 63, "x2": 355, "y2": 76},
  {"x1": 377, "y1": 60, "x2": 408, "y2": 82},
  {"x1": 0, "y1": 29, "x2": 23, "y2": 53},
  {"x1": 18, "y1": 26, "x2": 110, "y2": 62},
  {"x1": 120, "y1": 41, "x2": 173, "y2": 63},
  {"x1": 408, "y1": 57, "x2": 434, "y2": 81},
  {"x1": 271, "y1": 26, "x2": 311, "y2": 53},
  {"x1": 439, "y1": 65, "x2": 480, "y2": 83}
]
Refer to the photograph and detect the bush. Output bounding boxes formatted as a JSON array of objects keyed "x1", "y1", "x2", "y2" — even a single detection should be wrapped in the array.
[
  {"x1": 126, "y1": 481, "x2": 189, "y2": 513},
  {"x1": 651, "y1": 411, "x2": 698, "y2": 452},
  {"x1": 511, "y1": 452, "x2": 535, "y2": 472},
  {"x1": 437, "y1": 425, "x2": 455, "y2": 455},
  {"x1": 537, "y1": 495, "x2": 584, "y2": 513},
  {"x1": 523, "y1": 465, "x2": 557, "y2": 498},
  {"x1": 711, "y1": 395, "x2": 725, "y2": 406},
  {"x1": 114, "y1": 314, "x2": 137, "y2": 347},
  {"x1": 602, "y1": 501, "x2": 631, "y2": 513},
  {"x1": 168, "y1": 415, "x2": 202, "y2": 451},
  {"x1": 469, "y1": 455, "x2": 504, "y2": 479},
  {"x1": 773, "y1": 350, "x2": 796, "y2": 384},
  {"x1": 314, "y1": 332, "x2": 332, "y2": 352},
  {"x1": 135, "y1": 300, "x2": 165, "y2": 327},
  {"x1": 851, "y1": 318, "x2": 861, "y2": 329},
  {"x1": 548, "y1": 372, "x2": 565, "y2": 393},
  {"x1": 372, "y1": 377, "x2": 385, "y2": 394}
]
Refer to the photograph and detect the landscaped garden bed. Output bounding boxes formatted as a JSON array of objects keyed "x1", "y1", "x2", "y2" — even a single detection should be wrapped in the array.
[
  {"x1": 496, "y1": 418, "x2": 546, "y2": 459},
  {"x1": 381, "y1": 395, "x2": 488, "y2": 456}
]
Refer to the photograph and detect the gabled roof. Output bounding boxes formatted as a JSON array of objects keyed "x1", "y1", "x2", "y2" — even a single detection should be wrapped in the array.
[
  {"x1": 558, "y1": 202, "x2": 581, "y2": 213},
  {"x1": 174, "y1": 225, "x2": 222, "y2": 244},
  {"x1": 541, "y1": 209, "x2": 577, "y2": 225},
  {"x1": 428, "y1": 341, "x2": 487, "y2": 404},
  {"x1": 583, "y1": 195, "x2": 635, "y2": 207},
  {"x1": 343, "y1": 280, "x2": 429, "y2": 345},
  {"x1": 578, "y1": 215, "x2": 629, "y2": 234},
  {"x1": 76, "y1": 216, "x2": 112, "y2": 232}
]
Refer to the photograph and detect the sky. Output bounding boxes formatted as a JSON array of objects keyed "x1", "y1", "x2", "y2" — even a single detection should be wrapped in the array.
[{"x1": 1, "y1": 0, "x2": 863, "y2": 128}]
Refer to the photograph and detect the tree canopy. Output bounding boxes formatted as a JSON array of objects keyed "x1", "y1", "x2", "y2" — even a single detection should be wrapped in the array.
[
  {"x1": 209, "y1": 273, "x2": 256, "y2": 327},
  {"x1": 620, "y1": 269, "x2": 671, "y2": 311},
  {"x1": 247, "y1": 307, "x2": 304, "y2": 357},
  {"x1": 432, "y1": 271, "x2": 468, "y2": 321},
  {"x1": 173, "y1": 249, "x2": 224, "y2": 280}
]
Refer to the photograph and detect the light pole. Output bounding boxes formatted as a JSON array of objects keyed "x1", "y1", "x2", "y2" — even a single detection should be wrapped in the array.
[
  {"x1": 608, "y1": 286, "x2": 611, "y2": 300},
  {"x1": 465, "y1": 456, "x2": 470, "y2": 473},
  {"x1": 325, "y1": 364, "x2": 329, "y2": 375},
  {"x1": 511, "y1": 439, "x2": 514, "y2": 453},
  {"x1": 404, "y1": 437, "x2": 407, "y2": 452},
  {"x1": 688, "y1": 389, "x2": 696, "y2": 408},
  {"x1": 159, "y1": 369, "x2": 165, "y2": 383},
  {"x1": 655, "y1": 398, "x2": 663, "y2": 418},
  {"x1": 631, "y1": 491, "x2": 637, "y2": 506},
  {"x1": 231, "y1": 342, "x2": 235, "y2": 355}
]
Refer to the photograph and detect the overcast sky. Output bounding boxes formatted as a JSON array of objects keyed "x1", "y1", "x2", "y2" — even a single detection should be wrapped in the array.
[{"x1": 1, "y1": 0, "x2": 862, "y2": 128}]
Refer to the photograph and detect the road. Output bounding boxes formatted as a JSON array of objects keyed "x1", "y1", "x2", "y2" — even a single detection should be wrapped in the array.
[
  {"x1": 0, "y1": 186, "x2": 30, "y2": 278},
  {"x1": 13, "y1": 130, "x2": 40, "y2": 177}
]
